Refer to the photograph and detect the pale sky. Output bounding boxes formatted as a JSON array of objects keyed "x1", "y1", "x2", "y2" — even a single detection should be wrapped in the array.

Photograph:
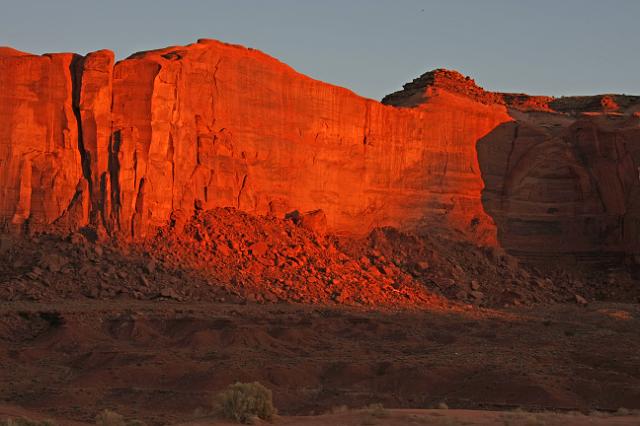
[{"x1": 1, "y1": 0, "x2": 638, "y2": 100}]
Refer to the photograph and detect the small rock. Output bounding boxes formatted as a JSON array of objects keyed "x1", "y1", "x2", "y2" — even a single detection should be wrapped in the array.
[
  {"x1": 470, "y1": 280, "x2": 480, "y2": 290},
  {"x1": 215, "y1": 243, "x2": 231, "y2": 257},
  {"x1": 159, "y1": 288, "x2": 181, "y2": 300},
  {"x1": 575, "y1": 294, "x2": 588, "y2": 305},
  {"x1": 248, "y1": 241, "x2": 269, "y2": 258},
  {"x1": 381, "y1": 265, "x2": 395, "y2": 275},
  {"x1": 246, "y1": 293, "x2": 262, "y2": 303},
  {"x1": 285, "y1": 209, "x2": 327, "y2": 235},
  {"x1": 264, "y1": 292, "x2": 278, "y2": 303},
  {"x1": 455, "y1": 290, "x2": 468, "y2": 300},
  {"x1": 533, "y1": 278, "x2": 547, "y2": 288},
  {"x1": 0, "y1": 236, "x2": 14, "y2": 254},
  {"x1": 416, "y1": 261, "x2": 430, "y2": 271},
  {"x1": 143, "y1": 259, "x2": 157, "y2": 274},
  {"x1": 39, "y1": 254, "x2": 68, "y2": 273},
  {"x1": 470, "y1": 290, "x2": 484, "y2": 299},
  {"x1": 69, "y1": 232, "x2": 86, "y2": 245}
]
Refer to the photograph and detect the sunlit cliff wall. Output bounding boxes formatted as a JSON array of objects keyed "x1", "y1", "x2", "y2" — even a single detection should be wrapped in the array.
[{"x1": 2, "y1": 39, "x2": 640, "y2": 261}]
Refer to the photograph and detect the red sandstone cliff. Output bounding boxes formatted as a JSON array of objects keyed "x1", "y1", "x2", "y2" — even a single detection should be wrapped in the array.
[
  {"x1": 0, "y1": 39, "x2": 509, "y2": 245},
  {"x1": 0, "y1": 48, "x2": 86, "y2": 231},
  {"x1": 1, "y1": 39, "x2": 639, "y2": 261}
]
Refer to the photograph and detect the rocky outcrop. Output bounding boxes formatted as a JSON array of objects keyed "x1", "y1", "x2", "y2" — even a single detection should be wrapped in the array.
[
  {"x1": 478, "y1": 114, "x2": 640, "y2": 262},
  {"x1": 1, "y1": 39, "x2": 639, "y2": 262},
  {"x1": 0, "y1": 40, "x2": 508, "y2": 245},
  {"x1": 0, "y1": 48, "x2": 85, "y2": 231},
  {"x1": 382, "y1": 69, "x2": 504, "y2": 106},
  {"x1": 74, "y1": 49, "x2": 115, "y2": 228},
  {"x1": 379, "y1": 66, "x2": 640, "y2": 262}
]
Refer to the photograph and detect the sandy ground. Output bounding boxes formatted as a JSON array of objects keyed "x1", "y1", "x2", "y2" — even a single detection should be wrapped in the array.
[
  {"x1": 3, "y1": 405, "x2": 640, "y2": 425},
  {"x1": 201, "y1": 408, "x2": 640, "y2": 425}
]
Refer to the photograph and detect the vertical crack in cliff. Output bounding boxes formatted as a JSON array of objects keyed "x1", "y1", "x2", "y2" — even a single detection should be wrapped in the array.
[
  {"x1": 613, "y1": 132, "x2": 630, "y2": 215},
  {"x1": 501, "y1": 122, "x2": 520, "y2": 206},
  {"x1": 108, "y1": 130, "x2": 122, "y2": 229},
  {"x1": 573, "y1": 125, "x2": 608, "y2": 214},
  {"x1": 168, "y1": 133, "x2": 175, "y2": 211},
  {"x1": 69, "y1": 55, "x2": 93, "y2": 200},
  {"x1": 236, "y1": 174, "x2": 248, "y2": 209},
  {"x1": 362, "y1": 101, "x2": 371, "y2": 146},
  {"x1": 212, "y1": 57, "x2": 223, "y2": 95},
  {"x1": 131, "y1": 177, "x2": 145, "y2": 238},
  {"x1": 439, "y1": 142, "x2": 450, "y2": 192}
]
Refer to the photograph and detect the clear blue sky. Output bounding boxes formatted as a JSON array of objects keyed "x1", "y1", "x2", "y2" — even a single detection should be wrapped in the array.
[{"x1": 1, "y1": 0, "x2": 638, "y2": 100}]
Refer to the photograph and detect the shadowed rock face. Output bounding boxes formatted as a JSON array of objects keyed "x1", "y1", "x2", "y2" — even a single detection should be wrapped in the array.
[
  {"x1": 1, "y1": 40, "x2": 639, "y2": 261},
  {"x1": 478, "y1": 115, "x2": 640, "y2": 262},
  {"x1": 382, "y1": 68, "x2": 640, "y2": 262}
]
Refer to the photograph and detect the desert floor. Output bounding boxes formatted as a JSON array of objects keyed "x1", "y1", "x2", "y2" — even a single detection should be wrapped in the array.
[{"x1": 1, "y1": 299, "x2": 639, "y2": 425}]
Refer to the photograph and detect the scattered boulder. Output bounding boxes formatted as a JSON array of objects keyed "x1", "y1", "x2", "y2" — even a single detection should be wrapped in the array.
[
  {"x1": 39, "y1": 254, "x2": 68, "y2": 273},
  {"x1": 286, "y1": 209, "x2": 327, "y2": 236},
  {"x1": 249, "y1": 242, "x2": 269, "y2": 258},
  {"x1": 159, "y1": 287, "x2": 182, "y2": 301},
  {"x1": 143, "y1": 259, "x2": 157, "y2": 274},
  {"x1": 0, "y1": 235, "x2": 15, "y2": 254},
  {"x1": 470, "y1": 290, "x2": 484, "y2": 300}
]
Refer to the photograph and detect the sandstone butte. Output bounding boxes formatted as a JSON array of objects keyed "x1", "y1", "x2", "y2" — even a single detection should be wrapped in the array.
[{"x1": 1, "y1": 39, "x2": 640, "y2": 263}]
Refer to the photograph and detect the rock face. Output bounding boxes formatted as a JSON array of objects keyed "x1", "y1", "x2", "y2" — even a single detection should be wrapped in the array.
[
  {"x1": 0, "y1": 40, "x2": 508, "y2": 245},
  {"x1": 0, "y1": 48, "x2": 85, "y2": 231},
  {"x1": 479, "y1": 113, "x2": 640, "y2": 262},
  {"x1": 1, "y1": 40, "x2": 639, "y2": 262}
]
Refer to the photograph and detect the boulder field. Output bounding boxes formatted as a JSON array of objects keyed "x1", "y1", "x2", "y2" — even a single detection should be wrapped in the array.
[{"x1": 1, "y1": 39, "x2": 639, "y2": 263}]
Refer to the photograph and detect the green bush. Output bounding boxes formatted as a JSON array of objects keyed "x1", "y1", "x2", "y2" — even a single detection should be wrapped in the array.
[{"x1": 215, "y1": 382, "x2": 276, "y2": 424}]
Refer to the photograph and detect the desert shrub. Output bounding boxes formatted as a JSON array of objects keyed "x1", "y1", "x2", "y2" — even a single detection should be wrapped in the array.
[
  {"x1": 365, "y1": 403, "x2": 389, "y2": 418},
  {"x1": 95, "y1": 409, "x2": 125, "y2": 426},
  {"x1": 214, "y1": 382, "x2": 276, "y2": 424},
  {"x1": 615, "y1": 407, "x2": 630, "y2": 416},
  {"x1": 325, "y1": 405, "x2": 349, "y2": 415},
  {"x1": 0, "y1": 419, "x2": 56, "y2": 426},
  {"x1": 94, "y1": 410, "x2": 145, "y2": 426}
]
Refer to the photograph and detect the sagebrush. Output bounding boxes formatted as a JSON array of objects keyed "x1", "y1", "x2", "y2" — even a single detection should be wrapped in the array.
[{"x1": 215, "y1": 381, "x2": 277, "y2": 424}]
